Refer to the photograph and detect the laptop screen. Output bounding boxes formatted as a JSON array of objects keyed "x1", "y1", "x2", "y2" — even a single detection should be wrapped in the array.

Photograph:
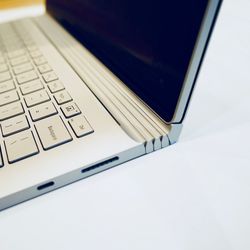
[{"x1": 47, "y1": 0, "x2": 219, "y2": 123}]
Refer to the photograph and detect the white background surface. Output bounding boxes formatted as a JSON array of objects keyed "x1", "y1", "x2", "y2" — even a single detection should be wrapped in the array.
[{"x1": 0, "y1": 0, "x2": 249, "y2": 249}]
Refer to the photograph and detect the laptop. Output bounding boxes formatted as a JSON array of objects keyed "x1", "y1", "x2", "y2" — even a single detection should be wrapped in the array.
[{"x1": 0, "y1": 0, "x2": 222, "y2": 211}]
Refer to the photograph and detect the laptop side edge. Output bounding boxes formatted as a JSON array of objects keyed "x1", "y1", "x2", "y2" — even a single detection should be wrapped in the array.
[{"x1": 171, "y1": 0, "x2": 223, "y2": 124}]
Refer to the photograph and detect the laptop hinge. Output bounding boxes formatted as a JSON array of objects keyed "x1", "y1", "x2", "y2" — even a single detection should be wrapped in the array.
[
  {"x1": 34, "y1": 14, "x2": 183, "y2": 153},
  {"x1": 167, "y1": 124, "x2": 183, "y2": 145}
]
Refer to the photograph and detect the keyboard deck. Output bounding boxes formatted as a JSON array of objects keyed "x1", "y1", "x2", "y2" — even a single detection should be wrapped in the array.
[{"x1": 0, "y1": 21, "x2": 94, "y2": 165}]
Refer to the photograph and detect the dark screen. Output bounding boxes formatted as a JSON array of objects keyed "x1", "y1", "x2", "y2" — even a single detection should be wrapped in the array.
[{"x1": 47, "y1": 0, "x2": 213, "y2": 122}]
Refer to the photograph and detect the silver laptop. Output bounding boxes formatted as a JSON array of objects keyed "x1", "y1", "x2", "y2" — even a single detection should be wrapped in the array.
[{"x1": 0, "y1": 0, "x2": 222, "y2": 210}]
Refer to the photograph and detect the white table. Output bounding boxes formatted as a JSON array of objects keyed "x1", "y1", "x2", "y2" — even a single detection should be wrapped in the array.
[{"x1": 0, "y1": 0, "x2": 249, "y2": 249}]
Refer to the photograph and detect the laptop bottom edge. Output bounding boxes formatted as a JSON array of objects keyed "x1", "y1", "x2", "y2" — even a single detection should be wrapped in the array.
[{"x1": 0, "y1": 143, "x2": 145, "y2": 211}]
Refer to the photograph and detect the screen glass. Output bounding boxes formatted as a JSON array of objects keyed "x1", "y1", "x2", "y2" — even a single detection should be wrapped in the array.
[{"x1": 47, "y1": 0, "x2": 210, "y2": 122}]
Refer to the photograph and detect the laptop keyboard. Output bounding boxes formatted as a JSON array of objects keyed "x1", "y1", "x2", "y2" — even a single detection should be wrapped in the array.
[{"x1": 0, "y1": 21, "x2": 94, "y2": 165}]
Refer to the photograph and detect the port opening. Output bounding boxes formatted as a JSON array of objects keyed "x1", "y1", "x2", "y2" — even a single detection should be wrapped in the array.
[
  {"x1": 81, "y1": 156, "x2": 119, "y2": 174},
  {"x1": 37, "y1": 181, "x2": 55, "y2": 191}
]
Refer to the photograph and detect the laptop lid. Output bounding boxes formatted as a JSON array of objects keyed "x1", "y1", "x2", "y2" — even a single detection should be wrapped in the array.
[{"x1": 47, "y1": 0, "x2": 222, "y2": 124}]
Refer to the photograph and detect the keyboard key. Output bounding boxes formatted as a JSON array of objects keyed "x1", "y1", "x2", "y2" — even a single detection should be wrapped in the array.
[
  {"x1": 6, "y1": 45, "x2": 23, "y2": 53},
  {"x1": 30, "y1": 102, "x2": 57, "y2": 121},
  {"x1": 23, "y1": 40, "x2": 34, "y2": 47},
  {"x1": 0, "y1": 80, "x2": 15, "y2": 94},
  {"x1": 0, "y1": 102, "x2": 24, "y2": 121},
  {"x1": 38, "y1": 64, "x2": 52, "y2": 74},
  {"x1": 10, "y1": 55, "x2": 29, "y2": 66},
  {"x1": 0, "y1": 64, "x2": 8, "y2": 73},
  {"x1": 24, "y1": 90, "x2": 50, "y2": 107},
  {"x1": 54, "y1": 90, "x2": 72, "y2": 105},
  {"x1": 69, "y1": 115, "x2": 94, "y2": 138},
  {"x1": 33, "y1": 56, "x2": 47, "y2": 66},
  {"x1": 20, "y1": 79, "x2": 44, "y2": 95},
  {"x1": 0, "y1": 90, "x2": 19, "y2": 106},
  {"x1": 0, "y1": 72, "x2": 12, "y2": 83},
  {"x1": 47, "y1": 80, "x2": 64, "y2": 93},
  {"x1": 8, "y1": 49, "x2": 25, "y2": 59},
  {"x1": 26, "y1": 45, "x2": 38, "y2": 52},
  {"x1": 5, "y1": 130, "x2": 39, "y2": 163},
  {"x1": 35, "y1": 116, "x2": 72, "y2": 150},
  {"x1": 42, "y1": 72, "x2": 58, "y2": 83},
  {"x1": 61, "y1": 102, "x2": 81, "y2": 118},
  {"x1": 13, "y1": 62, "x2": 33, "y2": 75},
  {"x1": 30, "y1": 50, "x2": 42, "y2": 58},
  {"x1": 22, "y1": 37, "x2": 34, "y2": 44},
  {"x1": 17, "y1": 70, "x2": 38, "y2": 84},
  {"x1": 1, "y1": 115, "x2": 29, "y2": 137}
]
